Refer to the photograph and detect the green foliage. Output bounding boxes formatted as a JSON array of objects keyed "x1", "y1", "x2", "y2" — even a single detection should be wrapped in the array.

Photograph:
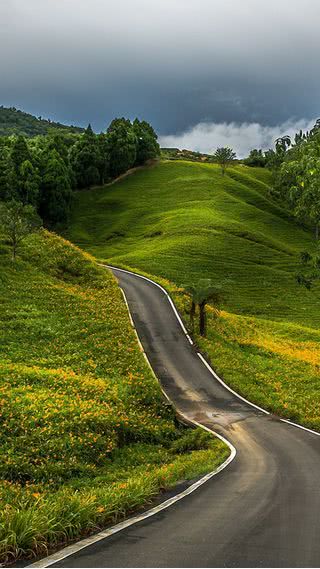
[
  {"x1": 39, "y1": 150, "x2": 73, "y2": 226},
  {"x1": 18, "y1": 160, "x2": 40, "y2": 206},
  {"x1": 67, "y1": 160, "x2": 320, "y2": 429},
  {"x1": 11, "y1": 136, "x2": 31, "y2": 174},
  {"x1": 97, "y1": 132, "x2": 110, "y2": 184},
  {"x1": 107, "y1": 118, "x2": 137, "y2": 177},
  {"x1": 183, "y1": 278, "x2": 227, "y2": 336},
  {"x1": 0, "y1": 140, "x2": 12, "y2": 201},
  {"x1": 170, "y1": 428, "x2": 212, "y2": 453},
  {"x1": 0, "y1": 116, "x2": 160, "y2": 228},
  {"x1": 44, "y1": 130, "x2": 77, "y2": 164},
  {"x1": 0, "y1": 200, "x2": 41, "y2": 260},
  {"x1": 269, "y1": 120, "x2": 320, "y2": 239},
  {"x1": 132, "y1": 118, "x2": 160, "y2": 165},
  {"x1": 69, "y1": 125, "x2": 103, "y2": 188},
  {"x1": 0, "y1": 230, "x2": 228, "y2": 562},
  {"x1": 212, "y1": 147, "x2": 236, "y2": 175},
  {"x1": 0, "y1": 106, "x2": 84, "y2": 137},
  {"x1": 243, "y1": 149, "x2": 267, "y2": 167},
  {"x1": 275, "y1": 135, "x2": 291, "y2": 153},
  {"x1": 296, "y1": 248, "x2": 320, "y2": 290}
]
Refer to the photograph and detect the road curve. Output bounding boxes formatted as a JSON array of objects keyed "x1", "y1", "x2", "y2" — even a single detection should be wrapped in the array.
[{"x1": 53, "y1": 268, "x2": 320, "y2": 568}]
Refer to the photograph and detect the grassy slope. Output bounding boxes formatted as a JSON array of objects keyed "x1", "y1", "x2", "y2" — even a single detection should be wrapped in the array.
[
  {"x1": 67, "y1": 161, "x2": 320, "y2": 429},
  {"x1": 0, "y1": 231, "x2": 228, "y2": 563}
]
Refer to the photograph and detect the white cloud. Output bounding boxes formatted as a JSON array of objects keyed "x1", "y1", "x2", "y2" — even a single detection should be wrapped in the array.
[{"x1": 159, "y1": 119, "x2": 317, "y2": 158}]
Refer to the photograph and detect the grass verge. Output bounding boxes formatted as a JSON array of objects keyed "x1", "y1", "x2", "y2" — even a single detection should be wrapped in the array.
[
  {"x1": 0, "y1": 230, "x2": 229, "y2": 564},
  {"x1": 114, "y1": 267, "x2": 320, "y2": 431}
]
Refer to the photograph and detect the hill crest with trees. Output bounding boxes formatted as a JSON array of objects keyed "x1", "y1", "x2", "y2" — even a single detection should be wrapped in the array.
[
  {"x1": 0, "y1": 106, "x2": 85, "y2": 137},
  {"x1": 0, "y1": 116, "x2": 160, "y2": 228}
]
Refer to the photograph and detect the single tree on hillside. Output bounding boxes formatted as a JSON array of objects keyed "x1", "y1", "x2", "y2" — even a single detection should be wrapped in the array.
[
  {"x1": 183, "y1": 279, "x2": 226, "y2": 336},
  {"x1": 132, "y1": 118, "x2": 160, "y2": 165},
  {"x1": 213, "y1": 147, "x2": 236, "y2": 175},
  {"x1": 0, "y1": 200, "x2": 41, "y2": 260}
]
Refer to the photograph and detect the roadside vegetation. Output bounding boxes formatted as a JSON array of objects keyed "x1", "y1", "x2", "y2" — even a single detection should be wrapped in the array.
[
  {"x1": 67, "y1": 160, "x2": 320, "y2": 430},
  {"x1": 0, "y1": 230, "x2": 229, "y2": 563},
  {"x1": 244, "y1": 119, "x2": 320, "y2": 242},
  {"x1": 170, "y1": 279, "x2": 320, "y2": 430}
]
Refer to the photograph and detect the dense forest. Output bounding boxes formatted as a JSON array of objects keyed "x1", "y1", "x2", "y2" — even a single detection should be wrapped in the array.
[
  {"x1": 0, "y1": 106, "x2": 85, "y2": 137},
  {"x1": 0, "y1": 116, "x2": 160, "y2": 226}
]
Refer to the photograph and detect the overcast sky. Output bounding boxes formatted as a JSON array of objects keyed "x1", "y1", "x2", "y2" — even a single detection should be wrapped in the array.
[{"x1": 1, "y1": 0, "x2": 319, "y2": 155}]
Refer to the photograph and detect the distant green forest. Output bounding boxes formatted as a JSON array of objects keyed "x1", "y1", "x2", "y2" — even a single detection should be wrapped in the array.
[{"x1": 0, "y1": 106, "x2": 84, "y2": 137}]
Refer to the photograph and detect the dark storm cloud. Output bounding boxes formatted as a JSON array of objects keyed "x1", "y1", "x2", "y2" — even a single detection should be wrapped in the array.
[{"x1": 1, "y1": 0, "x2": 320, "y2": 146}]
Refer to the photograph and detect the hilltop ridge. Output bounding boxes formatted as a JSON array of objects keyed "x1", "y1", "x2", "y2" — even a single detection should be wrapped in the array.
[{"x1": 0, "y1": 105, "x2": 84, "y2": 137}]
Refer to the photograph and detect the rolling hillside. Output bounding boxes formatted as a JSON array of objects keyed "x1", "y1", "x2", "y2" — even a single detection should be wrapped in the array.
[
  {"x1": 0, "y1": 230, "x2": 227, "y2": 562},
  {"x1": 0, "y1": 106, "x2": 84, "y2": 137},
  {"x1": 67, "y1": 161, "x2": 320, "y2": 428}
]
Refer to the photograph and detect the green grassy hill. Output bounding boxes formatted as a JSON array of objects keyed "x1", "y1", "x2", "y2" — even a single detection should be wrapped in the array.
[
  {"x1": 67, "y1": 160, "x2": 320, "y2": 428},
  {"x1": 0, "y1": 230, "x2": 227, "y2": 563}
]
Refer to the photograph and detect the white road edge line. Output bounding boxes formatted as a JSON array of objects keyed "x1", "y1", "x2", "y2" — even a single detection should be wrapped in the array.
[
  {"x1": 106, "y1": 264, "x2": 320, "y2": 438},
  {"x1": 279, "y1": 418, "x2": 320, "y2": 437},
  {"x1": 120, "y1": 288, "x2": 134, "y2": 327},
  {"x1": 107, "y1": 264, "x2": 269, "y2": 415},
  {"x1": 107, "y1": 264, "x2": 189, "y2": 334},
  {"x1": 27, "y1": 273, "x2": 237, "y2": 569},
  {"x1": 196, "y1": 353, "x2": 269, "y2": 415}
]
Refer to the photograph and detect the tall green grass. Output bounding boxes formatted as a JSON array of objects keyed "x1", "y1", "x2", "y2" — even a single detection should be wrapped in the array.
[
  {"x1": 67, "y1": 161, "x2": 320, "y2": 327},
  {"x1": 67, "y1": 161, "x2": 320, "y2": 428},
  {"x1": 0, "y1": 231, "x2": 228, "y2": 563}
]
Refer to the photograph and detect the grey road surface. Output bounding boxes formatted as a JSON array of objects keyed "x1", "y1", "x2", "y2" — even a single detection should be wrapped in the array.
[{"x1": 53, "y1": 268, "x2": 320, "y2": 568}]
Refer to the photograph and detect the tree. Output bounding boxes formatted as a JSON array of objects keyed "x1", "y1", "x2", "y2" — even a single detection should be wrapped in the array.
[
  {"x1": 296, "y1": 250, "x2": 320, "y2": 290},
  {"x1": 0, "y1": 200, "x2": 41, "y2": 260},
  {"x1": 275, "y1": 136, "x2": 291, "y2": 154},
  {"x1": 45, "y1": 131, "x2": 72, "y2": 165},
  {"x1": 0, "y1": 140, "x2": 12, "y2": 201},
  {"x1": 10, "y1": 136, "x2": 31, "y2": 175},
  {"x1": 96, "y1": 133, "x2": 110, "y2": 185},
  {"x1": 39, "y1": 149, "x2": 73, "y2": 226},
  {"x1": 69, "y1": 125, "x2": 102, "y2": 188},
  {"x1": 18, "y1": 160, "x2": 40, "y2": 206},
  {"x1": 243, "y1": 149, "x2": 267, "y2": 168},
  {"x1": 183, "y1": 279, "x2": 226, "y2": 336},
  {"x1": 281, "y1": 137, "x2": 320, "y2": 239},
  {"x1": 132, "y1": 118, "x2": 160, "y2": 165},
  {"x1": 213, "y1": 147, "x2": 236, "y2": 175},
  {"x1": 106, "y1": 118, "x2": 137, "y2": 177},
  {"x1": 265, "y1": 148, "x2": 285, "y2": 170},
  {"x1": 310, "y1": 119, "x2": 320, "y2": 138}
]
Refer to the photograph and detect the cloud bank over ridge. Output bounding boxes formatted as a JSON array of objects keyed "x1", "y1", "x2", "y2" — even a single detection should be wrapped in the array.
[{"x1": 159, "y1": 119, "x2": 317, "y2": 158}]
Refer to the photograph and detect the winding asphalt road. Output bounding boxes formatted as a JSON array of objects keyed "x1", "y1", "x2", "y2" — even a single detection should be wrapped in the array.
[{"x1": 53, "y1": 268, "x2": 320, "y2": 568}]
